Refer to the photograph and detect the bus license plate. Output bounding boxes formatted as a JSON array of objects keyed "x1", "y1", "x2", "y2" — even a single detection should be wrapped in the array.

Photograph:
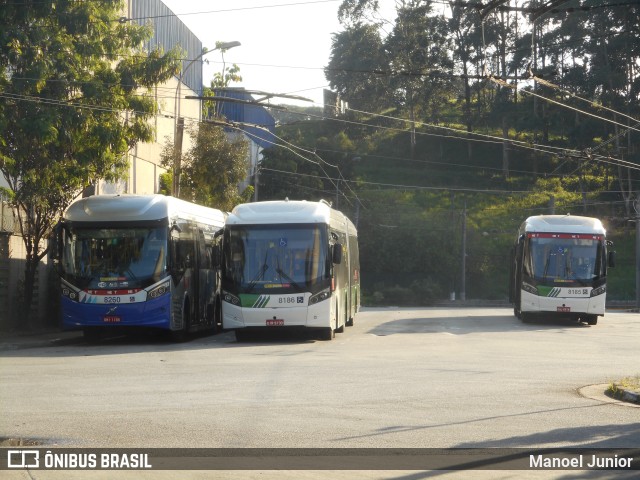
[
  {"x1": 557, "y1": 306, "x2": 571, "y2": 313},
  {"x1": 266, "y1": 319, "x2": 284, "y2": 326},
  {"x1": 103, "y1": 315, "x2": 121, "y2": 323}
]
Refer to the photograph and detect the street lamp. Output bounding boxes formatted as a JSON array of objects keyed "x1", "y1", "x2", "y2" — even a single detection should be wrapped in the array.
[{"x1": 173, "y1": 41, "x2": 241, "y2": 197}]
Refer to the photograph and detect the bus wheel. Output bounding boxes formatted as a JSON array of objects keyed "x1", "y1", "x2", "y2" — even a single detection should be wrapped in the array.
[
  {"x1": 169, "y1": 328, "x2": 187, "y2": 342},
  {"x1": 585, "y1": 316, "x2": 598, "y2": 326},
  {"x1": 320, "y1": 327, "x2": 334, "y2": 341},
  {"x1": 346, "y1": 299, "x2": 354, "y2": 326},
  {"x1": 170, "y1": 304, "x2": 190, "y2": 342},
  {"x1": 335, "y1": 301, "x2": 345, "y2": 333}
]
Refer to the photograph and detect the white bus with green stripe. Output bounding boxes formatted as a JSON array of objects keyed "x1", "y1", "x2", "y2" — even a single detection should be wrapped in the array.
[
  {"x1": 221, "y1": 199, "x2": 360, "y2": 341},
  {"x1": 509, "y1": 215, "x2": 615, "y2": 325}
]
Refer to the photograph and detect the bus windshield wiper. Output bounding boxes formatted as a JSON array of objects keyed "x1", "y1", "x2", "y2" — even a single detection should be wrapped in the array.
[
  {"x1": 245, "y1": 252, "x2": 269, "y2": 293},
  {"x1": 542, "y1": 253, "x2": 551, "y2": 281},
  {"x1": 275, "y1": 267, "x2": 303, "y2": 292}
]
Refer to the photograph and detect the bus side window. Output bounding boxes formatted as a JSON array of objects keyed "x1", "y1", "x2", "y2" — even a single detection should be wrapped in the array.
[
  {"x1": 169, "y1": 223, "x2": 195, "y2": 277},
  {"x1": 212, "y1": 230, "x2": 223, "y2": 268},
  {"x1": 197, "y1": 229, "x2": 208, "y2": 269},
  {"x1": 332, "y1": 243, "x2": 343, "y2": 264}
]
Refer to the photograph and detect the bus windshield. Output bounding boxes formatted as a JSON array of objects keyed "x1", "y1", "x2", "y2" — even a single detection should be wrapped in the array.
[
  {"x1": 62, "y1": 226, "x2": 168, "y2": 289},
  {"x1": 526, "y1": 234, "x2": 604, "y2": 284},
  {"x1": 223, "y1": 224, "x2": 330, "y2": 294}
]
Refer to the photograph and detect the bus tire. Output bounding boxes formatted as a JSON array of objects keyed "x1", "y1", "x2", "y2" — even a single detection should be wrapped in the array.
[
  {"x1": 335, "y1": 301, "x2": 345, "y2": 333},
  {"x1": 169, "y1": 328, "x2": 187, "y2": 342},
  {"x1": 320, "y1": 326, "x2": 334, "y2": 341},
  {"x1": 585, "y1": 315, "x2": 598, "y2": 326},
  {"x1": 170, "y1": 301, "x2": 190, "y2": 342},
  {"x1": 346, "y1": 293, "x2": 355, "y2": 326}
]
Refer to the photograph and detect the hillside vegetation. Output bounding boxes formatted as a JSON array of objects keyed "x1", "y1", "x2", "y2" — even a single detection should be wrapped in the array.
[{"x1": 260, "y1": 0, "x2": 638, "y2": 305}]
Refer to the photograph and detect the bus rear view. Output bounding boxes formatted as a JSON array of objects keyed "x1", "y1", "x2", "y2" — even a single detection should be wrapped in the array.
[{"x1": 510, "y1": 215, "x2": 615, "y2": 325}]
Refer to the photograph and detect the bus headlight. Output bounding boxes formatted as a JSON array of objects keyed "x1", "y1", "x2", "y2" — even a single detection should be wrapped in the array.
[
  {"x1": 147, "y1": 281, "x2": 170, "y2": 299},
  {"x1": 309, "y1": 288, "x2": 331, "y2": 305},
  {"x1": 522, "y1": 282, "x2": 538, "y2": 295},
  {"x1": 223, "y1": 291, "x2": 241, "y2": 306},
  {"x1": 590, "y1": 285, "x2": 606, "y2": 297}
]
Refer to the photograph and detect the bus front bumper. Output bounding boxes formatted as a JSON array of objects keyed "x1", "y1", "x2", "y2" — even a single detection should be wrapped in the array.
[
  {"x1": 61, "y1": 294, "x2": 172, "y2": 330},
  {"x1": 520, "y1": 290, "x2": 606, "y2": 317},
  {"x1": 222, "y1": 301, "x2": 332, "y2": 330}
]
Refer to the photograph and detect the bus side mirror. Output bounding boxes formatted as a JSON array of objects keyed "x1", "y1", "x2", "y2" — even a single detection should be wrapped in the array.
[
  {"x1": 332, "y1": 243, "x2": 343, "y2": 265},
  {"x1": 608, "y1": 250, "x2": 615, "y2": 268}
]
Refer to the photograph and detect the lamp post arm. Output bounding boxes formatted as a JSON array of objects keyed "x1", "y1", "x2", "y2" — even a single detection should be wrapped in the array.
[{"x1": 172, "y1": 41, "x2": 240, "y2": 197}]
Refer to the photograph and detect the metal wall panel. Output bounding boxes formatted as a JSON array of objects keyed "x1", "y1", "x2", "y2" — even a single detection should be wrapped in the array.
[{"x1": 131, "y1": 0, "x2": 203, "y2": 95}]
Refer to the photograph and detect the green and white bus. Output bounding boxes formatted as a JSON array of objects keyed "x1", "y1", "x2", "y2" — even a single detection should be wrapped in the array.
[
  {"x1": 221, "y1": 199, "x2": 360, "y2": 341},
  {"x1": 509, "y1": 215, "x2": 615, "y2": 325}
]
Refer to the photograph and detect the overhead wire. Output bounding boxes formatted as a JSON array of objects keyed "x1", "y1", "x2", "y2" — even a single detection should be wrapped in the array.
[
  {"x1": 473, "y1": 0, "x2": 639, "y2": 177},
  {"x1": 203, "y1": 116, "x2": 355, "y2": 207},
  {"x1": 495, "y1": 77, "x2": 640, "y2": 133},
  {"x1": 4, "y1": 76, "x2": 639, "y2": 176},
  {"x1": 532, "y1": 75, "x2": 640, "y2": 126},
  {"x1": 4, "y1": 0, "x2": 638, "y2": 184}
]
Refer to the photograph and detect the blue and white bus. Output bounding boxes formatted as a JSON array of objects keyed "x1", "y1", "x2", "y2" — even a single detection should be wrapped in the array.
[
  {"x1": 55, "y1": 194, "x2": 226, "y2": 341},
  {"x1": 509, "y1": 215, "x2": 615, "y2": 325},
  {"x1": 221, "y1": 199, "x2": 360, "y2": 341}
]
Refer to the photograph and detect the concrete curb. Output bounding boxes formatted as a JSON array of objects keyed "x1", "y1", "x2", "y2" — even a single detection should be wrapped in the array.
[{"x1": 607, "y1": 386, "x2": 640, "y2": 405}]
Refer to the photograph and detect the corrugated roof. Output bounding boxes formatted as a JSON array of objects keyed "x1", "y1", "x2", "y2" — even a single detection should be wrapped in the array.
[{"x1": 213, "y1": 89, "x2": 276, "y2": 149}]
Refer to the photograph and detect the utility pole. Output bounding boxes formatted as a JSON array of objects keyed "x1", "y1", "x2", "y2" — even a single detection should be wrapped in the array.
[
  {"x1": 461, "y1": 202, "x2": 467, "y2": 302},
  {"x1": 172, "y1": 117, "x2": 184, "y2": 197},
  {"x1": 253, "y1": 160, "x2": 259, "y2": 202},
  {"x1": 172, "y1": 41, "x2": 241, "y2": 197},
  {"x1": 635, "y1": 193, "x2": 640, "y2": 309}
]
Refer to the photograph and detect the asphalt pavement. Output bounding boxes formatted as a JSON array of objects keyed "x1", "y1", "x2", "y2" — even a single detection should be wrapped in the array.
[{"x1": 1, "y1": 323, "x2": 638, "y2": 406}]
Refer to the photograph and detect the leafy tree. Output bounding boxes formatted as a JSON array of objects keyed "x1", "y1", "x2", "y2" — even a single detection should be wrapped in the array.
[
  {"x1": 202, "y1": 42, "x2": 243, "y2": 119},
  {"x1": 325, "y1": 24, "x2": 391, "y2": 112},
  {"x1": 447, "y1": 0, "x2": 483, "y2": 155},
  {"x1": 386, "y1": 1, "x2": 455, "y2": 156},
  {"x1": 161, "y1": 123, "x2": 251, "y2": 212},
  {"x1": 258, "y1": 128, "x2": 330, "y2": 201},
  {"x1": 0, "y1": 0, "x2": 180, "y2": 326}
]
